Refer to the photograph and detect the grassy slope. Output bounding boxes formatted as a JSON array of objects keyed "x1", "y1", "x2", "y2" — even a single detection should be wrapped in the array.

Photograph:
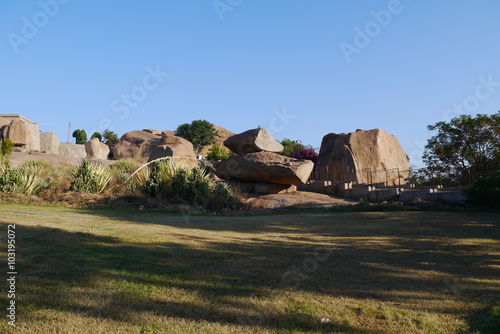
[{"x1": 0, "y1": 203, "x2": 499, "y2": 333}]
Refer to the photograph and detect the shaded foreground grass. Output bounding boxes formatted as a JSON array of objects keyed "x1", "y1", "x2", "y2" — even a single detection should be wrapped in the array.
[{"x1": 0, "y1": 204, "x2": 499, "y2": 333}]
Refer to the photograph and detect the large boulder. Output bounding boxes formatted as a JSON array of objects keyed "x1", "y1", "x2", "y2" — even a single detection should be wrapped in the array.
[
  {"x1": 112, "y1": 130, "x2": 162, "y2": 163},
  {"x1": 4, "y1": 117, "x2": 41, "y2": 151},
  {"x1": 0, "y1": 118, "x2": 11, "y2": 139},
  {"x1": 85, "y1": 137, "x2": 110, "y2": 160},
  {"x1": 6, "y1": 119, "x2": 31, "y2": 148},
  {"x1": 148, "y1": 131, "x2": 197, "y2": 168},
  {"x1": 316, "y1": 128, "x2": 410, "y2": 185},
  {"x1": 216, "y1": 152, "x2": 314, "y2": 185},
  {"x1": 224, "y1": 128, "x2": 283, "y2": 155},
  {"x1": 199, "y1": 125, "x2": 236, "y2": 158}
]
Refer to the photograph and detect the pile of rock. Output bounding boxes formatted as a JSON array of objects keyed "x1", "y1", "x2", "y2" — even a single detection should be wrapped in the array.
[
  {"x1": 216, "y1": 128, "x2": 314, "y2": 194},
  {"x1": 112, "y1": 129, "x2": 198, "y2": 168}
]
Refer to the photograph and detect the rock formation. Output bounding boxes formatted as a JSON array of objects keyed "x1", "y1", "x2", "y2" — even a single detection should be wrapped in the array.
[
  {"x1": 316, "y1": 128, "x2": 410, "y2": 185},
  {"x1": 85, "y1": 137, "x2": 110, "y2": 160},
  {"x1": 216, "y1": 151, "x2": 314, "y2": 185},
  {"x1": 148, "y1": 131, "x2": 197, "y2": 168},
  {"x1": 1, "y1": 115, "x2": 41, "y2": 151},
  {"x1": 224, "y1": 128, "x2": 283, "y2": 155},
  {"x1": 112, "y1": 130, "x2": 162, "y2": 163},
  {"x1": 199, "y1": 125, "x2": 235, "y2": 158}
]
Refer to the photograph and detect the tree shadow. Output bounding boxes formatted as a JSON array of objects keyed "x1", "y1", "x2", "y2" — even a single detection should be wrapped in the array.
[{"x1": 1, "y1": 210, "x2": 498, "y2": 332}]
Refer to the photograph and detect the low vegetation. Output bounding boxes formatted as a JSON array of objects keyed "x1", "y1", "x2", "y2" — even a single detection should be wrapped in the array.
[{"x1": 0, "y1": 158, "x2": 241, "y2": 211}]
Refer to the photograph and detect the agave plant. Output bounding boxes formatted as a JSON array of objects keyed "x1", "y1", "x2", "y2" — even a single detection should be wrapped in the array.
[{"x1": 70, "y1": 160, "x2": 112, "y2": 194}]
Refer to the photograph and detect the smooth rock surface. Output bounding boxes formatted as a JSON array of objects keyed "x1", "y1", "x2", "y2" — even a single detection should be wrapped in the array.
[
  {"x1": 316, "y1": 128, "x2": 410, "y2": 184},
  {"x1": 216, "y1": 151, "x2": 313, "y2": 185},
  {"x1": 85, "y1": 137, "x2": 110, "y2": 160},
  {"x1": 224, "y1": 128, "x2": 283, "y2": 155}
]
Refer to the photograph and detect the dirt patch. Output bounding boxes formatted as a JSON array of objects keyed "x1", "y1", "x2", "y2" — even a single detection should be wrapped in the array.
[{"x1": 8, "y1": 151, "x2": 115, "y2": 167}]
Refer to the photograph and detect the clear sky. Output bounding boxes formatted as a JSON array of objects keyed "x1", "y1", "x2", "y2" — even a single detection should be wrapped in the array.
[{"x1": 1, "y1": 0, "x2": 499, "y2": 166}]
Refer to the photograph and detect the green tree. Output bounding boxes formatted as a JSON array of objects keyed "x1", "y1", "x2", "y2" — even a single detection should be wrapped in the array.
[
  {"x1": 91, "y1": 132, "x2": 102, "y2": 141},
  {"x1": 280, "y1": 138, "x2": 304, "y2": 157},
  {"x1": 0, "y1": 138, "x2": 14, "y2": 162},
  {"x1": 72, "y1": 129, "x2": 88, "y2": 144},
  {"x1": 206, "y1": 144, "x2": 229, "y2": 160},
  {"x1": 102, "y1": 130, "x2": 118, "y2": 147},
  {"x1": 423, "y1": 112, "x2": 500, "y2": 185},
  {"x1": 175, "y1": 120, "x2": 218, "y2": 153}
]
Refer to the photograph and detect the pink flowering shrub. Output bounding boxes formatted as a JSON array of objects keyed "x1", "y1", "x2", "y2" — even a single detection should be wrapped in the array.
[{"x1": 290, "y1": 145, "x2": 319, "y2": 163}]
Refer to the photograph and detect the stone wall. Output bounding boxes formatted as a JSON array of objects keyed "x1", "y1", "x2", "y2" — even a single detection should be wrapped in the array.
[
  {"x1": 40, "y1": 132, "x2": 60, "y2": 154},
  {"x1": 59, "y1": 142, "x2": 87, "y2": 159}
]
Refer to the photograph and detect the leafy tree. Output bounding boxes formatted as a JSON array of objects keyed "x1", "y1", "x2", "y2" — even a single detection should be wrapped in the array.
[
  {"x1": 280, "y1": 138, "x2": 304, "y2": 157},
  {"x1": 464, "y1": 172, "x2": 500, "y2": 208},
  {"x1": 206, "y1": 144, "x2": 229, "y2": 160},
  {"x1": 72, "y1": 129, "x2": 87, "y2": 144},
  {"x1": 1, "y1": 138, "x2": 14, "y2": 162},
  {"x1": 175, "y1": 120, "x2": 218, "y2": 153},
  {"x1": 91, "y1": 132, "x2": 102, "y2": 141},
  {"x1": 423, "y1": 112, "x2": 500, "y2": 185},
  {"x1": 102, "y1": 129, "x2": 118, "y2": 147}
]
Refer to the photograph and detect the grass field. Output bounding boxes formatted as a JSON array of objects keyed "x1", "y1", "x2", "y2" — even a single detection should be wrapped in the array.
[{"x1": 0, "y1": 204, "x2": 499, "y2": 333}]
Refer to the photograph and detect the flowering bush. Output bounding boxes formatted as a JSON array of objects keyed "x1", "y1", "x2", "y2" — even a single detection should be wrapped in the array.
[{"x1": 290, "y1": 145, "x2": 319, "y2": 163}]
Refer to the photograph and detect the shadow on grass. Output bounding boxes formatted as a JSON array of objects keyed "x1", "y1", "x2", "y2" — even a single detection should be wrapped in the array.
[
  {"x1": 1, "y1": 223, "x2": 385, "y2": 333},
  {"x1": 0, "y1": 209, "x2": 498, "y2": 332}
]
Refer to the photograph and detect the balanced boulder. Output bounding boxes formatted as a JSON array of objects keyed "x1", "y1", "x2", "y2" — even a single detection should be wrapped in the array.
[
  {"x1": 316, "y1": 128, "x2": 410, "y2": 184},
  {"x1": 224, "y1": 128, "x2": 283, "y2": 155},
  {"x1": 112, "y1": 130, "x2": 161, "y2": 162},
  {"x1": 85, "y1": 137, "x2": 110, "y2": 160},
  {"x1": 216, "y1": 152, "x2": 314, "y2": 185}
]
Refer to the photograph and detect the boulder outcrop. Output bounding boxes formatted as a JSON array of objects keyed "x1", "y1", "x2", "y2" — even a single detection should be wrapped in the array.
[
  {"x1": 112, "y1": 130, "x2": 162, "y2": 162},
  {"x1": 216, "y1": 151, "x2": 314, "y2": 185},
  {"x1": 85, "y1": 137, "x2": 110, "y2": 160},
  {"x1": 316, "y1": 128, "x2": 410, "y2": 184},
  {"x1": 199, "y1": 125, "x2": 235, "y2": 158},
  {"x1": 224, "y1": 128, "x2": 283, "y2": 155},
  {"x1": 148, "y1": 132, "x2": 197, "y2": 168}
]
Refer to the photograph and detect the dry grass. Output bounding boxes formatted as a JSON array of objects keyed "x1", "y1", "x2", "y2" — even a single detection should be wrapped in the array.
[{"x1": 0, "y1": 204, "x2": 498, "y2": 333}]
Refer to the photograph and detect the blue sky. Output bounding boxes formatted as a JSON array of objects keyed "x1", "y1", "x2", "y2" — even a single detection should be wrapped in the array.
[{"x1": 1, "y1": 0, "x2": 499, "y2": 166}]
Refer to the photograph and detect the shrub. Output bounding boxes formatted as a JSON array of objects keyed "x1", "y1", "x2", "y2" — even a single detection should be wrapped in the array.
[
  {"x1": 17, "y1": 160, "x2": 52, "y2": 195},
  {"x1": 70, "y1": 160, "x2": 111, "y2": 194},
  {"x1": 206, "y1": 144, "x2": 229, "y2": 160},
  {"x1": 464, "y1": 172, "x2": 500, "y2": 207},
  {"x1": 176, "y1": 120, "x2": 218, "y2": 153},
  {"x1": 1, "y1": 139, "x2": 14, "y2": 161},
  {"x1": 280, "y1": 139, "x2": 304, "y2": 157},
  {"x1": 0, "y1": 162, "x2": 21, "y2": 192},
  {"x1": 143, "y1": 161, "x2": 165, "y2": 197},
  {"x1": 290, "y1": 145, "x2": 319, "y2": 163},
  {"x1": 209, "y1": 182, "x2": 241, "y2": 210}
]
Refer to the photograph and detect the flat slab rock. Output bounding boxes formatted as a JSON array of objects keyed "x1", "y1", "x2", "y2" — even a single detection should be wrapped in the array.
[
  {"x1": 216, "y1": 152, "x2": 314, "y2": 185},
  {"x1": 224, "y1": 128, "x2": 284, "y2": 155}
]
